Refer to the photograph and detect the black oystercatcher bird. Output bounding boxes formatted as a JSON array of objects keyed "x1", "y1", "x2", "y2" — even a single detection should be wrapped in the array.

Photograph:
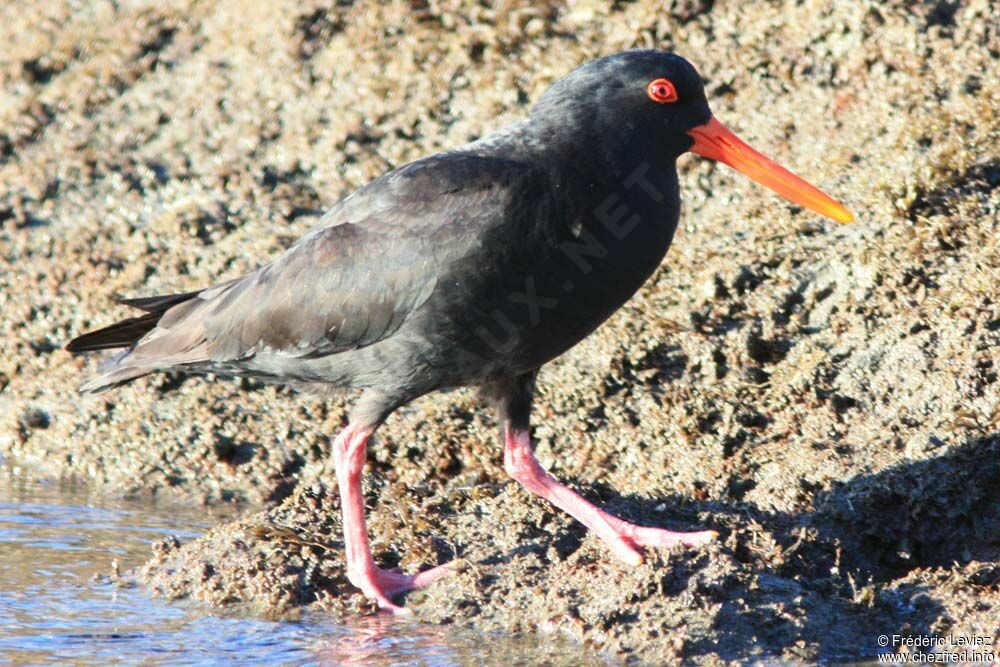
[{"x1": 67, "y1": 51, "x2": 852, "y2": 613}]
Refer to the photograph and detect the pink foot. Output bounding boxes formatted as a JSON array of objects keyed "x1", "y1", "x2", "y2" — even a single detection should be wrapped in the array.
[
  {"x1": 332, "y1": 423, "x2": 452, "y2": 615},
  {"x1": 599, "y1": 515, "x2": 718, "y2": 566},
  {"x1": 347, "y1": 562, "x2": 454, "y2": 615},
  {"x1": 503, "y1": 426, "x2": 718, "y2": 566}
]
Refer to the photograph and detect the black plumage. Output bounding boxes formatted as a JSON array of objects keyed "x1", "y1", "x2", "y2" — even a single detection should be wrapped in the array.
[{"x1": 67, "y1": 50, "x2": 851, "y2": 613}]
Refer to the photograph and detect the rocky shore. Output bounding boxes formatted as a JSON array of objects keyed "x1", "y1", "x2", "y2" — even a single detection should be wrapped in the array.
[{"x1": 2, "y1": 0, "x2": 997, "y2": 662}]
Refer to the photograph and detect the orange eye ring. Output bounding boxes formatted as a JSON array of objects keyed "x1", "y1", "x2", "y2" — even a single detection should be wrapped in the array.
[{"x1": 646, "y1": 78, "x2": 678, "y2": 104}]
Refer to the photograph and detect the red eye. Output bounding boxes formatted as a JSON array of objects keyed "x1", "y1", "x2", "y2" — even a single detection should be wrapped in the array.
[{"x1": 646, "y1": 78, "x2": 678, "y2": 104}]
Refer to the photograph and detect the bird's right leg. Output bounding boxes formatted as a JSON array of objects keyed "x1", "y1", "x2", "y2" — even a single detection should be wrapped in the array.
[{"x1": 331, "y1": 399, "x2": 451, "y2": 614}]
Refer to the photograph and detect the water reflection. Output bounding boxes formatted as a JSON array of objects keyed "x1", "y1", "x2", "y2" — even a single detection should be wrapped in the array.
[
  {"x1": 313, "y1": 615, "x2": 610, "y2": 666},
  {"x1": 0, "y1": 462, "x2": 609, "y2": 666}
]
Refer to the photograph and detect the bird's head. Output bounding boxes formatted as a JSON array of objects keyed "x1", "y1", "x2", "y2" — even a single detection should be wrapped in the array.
[{"x1": 532, "y1": 50, "x2": 852, "y2": 223}]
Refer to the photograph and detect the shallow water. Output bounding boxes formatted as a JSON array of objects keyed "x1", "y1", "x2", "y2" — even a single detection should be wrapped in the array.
[{"x1": 0, "y1": 462, "x2": 608, "y2": 666}]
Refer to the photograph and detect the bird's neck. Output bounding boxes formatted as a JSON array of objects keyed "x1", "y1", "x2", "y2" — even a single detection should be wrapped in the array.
[
  {"x1": 529, "y1": 102, "x2": 679, "y2": 187},
  {"x1": 467, "y1": 117, "x2": 683, "y2": 338},
  {"x1": 469, "y1": 116, "x2": 682, "y2": 254}
]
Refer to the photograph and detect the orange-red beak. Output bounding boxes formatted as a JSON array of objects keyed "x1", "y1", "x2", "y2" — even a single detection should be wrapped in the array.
[{"x1": 687, "y1": 117, "x2": 853, "y2": 223}]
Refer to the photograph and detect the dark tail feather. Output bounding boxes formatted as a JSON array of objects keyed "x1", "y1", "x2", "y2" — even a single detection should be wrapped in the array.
[
  {"x1": 116, "y1": 290, "x2": 201, "y2": 313},
  {"x1": 65, "y1": 291, "x2": 200, "y2": 353},
  {"x1": 65, "y1": 311, "x2": 162, "y2": 352}
]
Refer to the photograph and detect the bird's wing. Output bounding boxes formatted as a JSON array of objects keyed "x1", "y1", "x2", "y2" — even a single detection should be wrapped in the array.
[{"x1": 130, "y1": 153, "x2": 544, "y2": 366}]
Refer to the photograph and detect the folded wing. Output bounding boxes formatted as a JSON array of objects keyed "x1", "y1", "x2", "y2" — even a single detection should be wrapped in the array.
[{"x1": 70, "y1": 153, "x2": 540, "y2": 393}]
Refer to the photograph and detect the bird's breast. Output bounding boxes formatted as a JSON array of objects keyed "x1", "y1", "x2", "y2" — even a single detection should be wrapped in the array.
[{"x1": 461, "y1": 189, "x2": 679, "y2": 374}]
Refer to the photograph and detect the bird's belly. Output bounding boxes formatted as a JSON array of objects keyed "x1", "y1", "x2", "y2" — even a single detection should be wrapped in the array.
[{"x1": 498, "y1": 269, "x2": 655, "y2": 370}]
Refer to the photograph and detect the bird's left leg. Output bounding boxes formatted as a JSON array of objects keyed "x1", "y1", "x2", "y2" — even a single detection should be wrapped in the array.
[
  {"x1": 331, "y1": 393, "x2": 451, "y2": 614},
  {"x1": 496, "y1": 372, "x2": 717, "y2": 566}
]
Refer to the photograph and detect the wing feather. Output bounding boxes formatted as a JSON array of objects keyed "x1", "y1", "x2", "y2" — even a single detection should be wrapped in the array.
[{"x1": 131, "y1": 153, "x2": 541, "y2": 367}]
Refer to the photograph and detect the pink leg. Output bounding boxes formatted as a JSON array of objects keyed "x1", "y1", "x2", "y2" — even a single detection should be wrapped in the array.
[
  {"x1": 503, "y1": 426, "x2": 717, "y2": 565},
  {"x1": 331, "y1": 424, "x2": 451, "y2": 614}
]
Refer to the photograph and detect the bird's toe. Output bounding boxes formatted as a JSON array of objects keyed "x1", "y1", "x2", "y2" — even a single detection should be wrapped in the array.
[
  {"x1": 350, "y1": 562, "x2": 454, "y2": 614},
  {"x1": 629, "y1": 525, "x2": 718, "y2": 550}
]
